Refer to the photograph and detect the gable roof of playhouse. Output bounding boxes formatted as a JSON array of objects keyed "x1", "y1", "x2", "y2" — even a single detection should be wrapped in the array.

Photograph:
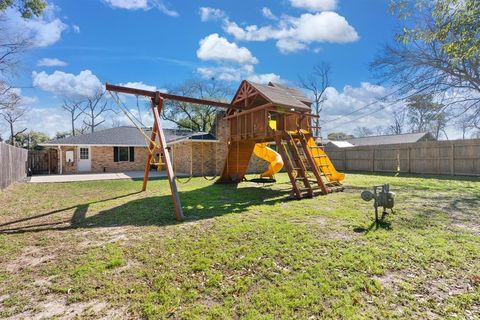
[
  {"x1": 40, "y1": 126, "x2": 217, "y2": 147},
  {"x1": 231, "y1": 81, "x2": 312, "y2": 112}
]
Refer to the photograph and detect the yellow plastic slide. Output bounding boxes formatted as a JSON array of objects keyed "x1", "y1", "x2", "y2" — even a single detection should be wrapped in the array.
[
  {"x1": 253, "y1": 143, "x2": 284, "y2": 178},
  {"x1": 307, "y1": 137, "x2": 345, "y2": 183}
]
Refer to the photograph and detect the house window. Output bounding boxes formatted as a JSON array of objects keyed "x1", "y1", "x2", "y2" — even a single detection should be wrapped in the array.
[
  {"x1": 79, "y1": 147, "x2": 89, "y2": 160},
  {"x1": 113, "y1": 146, "x2": 135, "y2": 162},
  {"x1": 118, "y1": 147, "x2": 129, "y2": 162}
]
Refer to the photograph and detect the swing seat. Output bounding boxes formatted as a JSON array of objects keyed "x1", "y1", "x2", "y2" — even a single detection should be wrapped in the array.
[{"x1": 249, "y1": 178, "x2": 277, "y2": 184}]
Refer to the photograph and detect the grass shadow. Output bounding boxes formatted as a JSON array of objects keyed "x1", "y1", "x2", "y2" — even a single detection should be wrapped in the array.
[
  {"x1": 0, "y1": 184, "x2": 289, "y2": 234},
  {"x1": 353, "y1": 212, "x2": 392, "y2": 234}
]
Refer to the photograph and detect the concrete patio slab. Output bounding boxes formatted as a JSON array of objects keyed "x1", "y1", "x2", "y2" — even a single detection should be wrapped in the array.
[{"x1": 28, "y1": 171, "x2": 171, "y2": 183}]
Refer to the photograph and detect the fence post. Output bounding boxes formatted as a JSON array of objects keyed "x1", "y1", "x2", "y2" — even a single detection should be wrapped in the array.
[
  {"x1": 371, "y1": 148, "x2": 375, "y2": 172},
  {"x1": 343, "y1": 149, "x2": 347, "y2": 171},
  {"x1": 407, "y1": 146, "x2": 411, "y2": 173},
  {"x1": 450, "y1": 143, "x2": 455, "y2": 176}
]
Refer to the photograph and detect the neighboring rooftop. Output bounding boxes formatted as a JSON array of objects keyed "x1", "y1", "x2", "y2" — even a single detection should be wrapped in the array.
[
  {"x1": 324, "y1": 132, "x2": 436, "y2": 148},
  {"x1": 345, "y1": 132, "x2": 434, "y2": 147},
  {"x1": 40, "y1": 126, "x2": 217, "y2": 146},
  {"x1": 326, "y1": 141, "x2": 355, "y2": 148}
]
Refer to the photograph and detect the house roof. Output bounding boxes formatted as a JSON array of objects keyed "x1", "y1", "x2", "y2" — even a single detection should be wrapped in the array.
[
  {"x1": 232, "y1": 80, "x2": 312, "y2": 112},
  {"x1": 345, "y1": 132, "x2": 434, "y2": 147},
  {"x1": 326, "y1": 141, "x2": 355, "y2": 148},
  {"x1": 40, "y1": 126, "x2": 218, "y2": 147}
]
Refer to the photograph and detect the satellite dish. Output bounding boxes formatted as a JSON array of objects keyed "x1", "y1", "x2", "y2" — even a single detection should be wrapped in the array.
[{"x1": 361, "y1": 190, "x2": 374, "y2": 202}]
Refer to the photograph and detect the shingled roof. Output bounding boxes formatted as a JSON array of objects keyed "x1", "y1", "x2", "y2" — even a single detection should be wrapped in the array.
[
  {"x1": 232, "y1": 80, "x2": 312, "y2": 112},
  {"x1": 250, "y1": 82, "x2": 311, "y2": 111},
  {"x1": 40, "y1": 126, "x2": 217, "y2": 147}
]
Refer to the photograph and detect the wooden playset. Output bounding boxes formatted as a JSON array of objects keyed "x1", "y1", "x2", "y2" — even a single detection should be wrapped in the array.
[{"x1": 106, "y1": 80, "x2": 344, "y2": 221}]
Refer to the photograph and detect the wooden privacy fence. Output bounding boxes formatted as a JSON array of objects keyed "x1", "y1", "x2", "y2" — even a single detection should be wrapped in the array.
[
  {"x1": 325, "y1": 139, "x2": 480, "y2": 176},
  {"x1": 0, "y1": 142, "x2": 28, "y2": 190}
]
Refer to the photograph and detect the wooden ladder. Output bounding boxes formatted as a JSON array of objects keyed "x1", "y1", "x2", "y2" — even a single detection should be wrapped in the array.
[{"x1": 297, "y1": 131, "x2": 344, "y2": 193}]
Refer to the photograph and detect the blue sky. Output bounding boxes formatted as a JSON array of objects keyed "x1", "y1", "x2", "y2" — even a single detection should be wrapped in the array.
[{"x1": 6, "y1": 0, "x2": 448, "y2": 138}]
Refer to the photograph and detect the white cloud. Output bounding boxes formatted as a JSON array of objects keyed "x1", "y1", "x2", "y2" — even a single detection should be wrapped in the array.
[
  {"x1": 115, "y1": 81, "x2": 167, "y2": 102},
  {"x1": 196, "y1": 33, "x2": 258, "y2": 65},
  {"x1": 119, "y1": 81, "x2": 157, "y2": 92},
  {"x1": 247, "y1": 73, "x2": 282, "y2": 84},
  {"x1": 223, "y1": 12, "x2": 358, "y2": 53},
  {"x1": 319, "y1": 82, "x2": 397, "y2": 136},
  {"x1": 104, "y1": 0, "x2": 148, "y2": 10},
  {"x1": 199, "y1": 7, "x2": 225, "y2": 22},
  {"x1": 290, "y1": 0, "x2": 337, "y2": 11},
  {"x1": 4, "y1": 5, "x2": 67, "y2": 47},
  {"x1": 155, "y1": 1, "x2": 179, "y2": 17},
  {"x1": 72, "y1": 25, "x2": 80, "y2": 33},
  {"x1": 37, "y1": 58, "x2": 68, "y2": 67},
  {"x1": 261, "y1": 7, "x2": 277, "y2": 20},
  {"x1": 197, "y1": 65, "x2": 281, "y2": 84},
  {"x1": 32, "y1": 70, "x2": 103, "y2": 98},
  {"x1": 103, "y1": 0, "x2": 178, "y2": 16}
]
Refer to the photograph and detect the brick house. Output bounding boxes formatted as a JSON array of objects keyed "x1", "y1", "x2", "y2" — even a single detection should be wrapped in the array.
[{"x1": 40, "y1": 122, "x2": 268, "y2": 176}]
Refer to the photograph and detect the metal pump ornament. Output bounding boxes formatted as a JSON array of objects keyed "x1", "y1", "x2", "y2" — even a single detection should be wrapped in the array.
[{"x1": 361, "y1": 184, "x2": 395, "y2": 221}]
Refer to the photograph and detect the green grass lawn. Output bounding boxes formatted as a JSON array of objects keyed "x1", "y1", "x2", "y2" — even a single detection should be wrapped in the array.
[{"x1": 0, "y1": 173, "x2": 479, "y2": 319}]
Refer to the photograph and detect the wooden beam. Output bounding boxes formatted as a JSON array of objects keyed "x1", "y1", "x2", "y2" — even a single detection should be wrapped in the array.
[
  {"x1": 106, "y1": 83, "x2": 237, "y2": 110},
  {"x1": 152, "y1": 95, "x2": 184, "y2": 221}
]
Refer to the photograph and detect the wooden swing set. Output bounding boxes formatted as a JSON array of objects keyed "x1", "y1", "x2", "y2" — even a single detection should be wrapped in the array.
[
  {"x1": 106, "y1": 83, "x2": 237, "y2": 221},
  {"x1": 106, "y1": 80, "x2": 345, "y2": 222}
]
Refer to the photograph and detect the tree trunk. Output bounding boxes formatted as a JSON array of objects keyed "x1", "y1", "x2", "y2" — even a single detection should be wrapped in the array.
[{"x1": 9, "y1": 122, "x2": 14, "y2": 146}]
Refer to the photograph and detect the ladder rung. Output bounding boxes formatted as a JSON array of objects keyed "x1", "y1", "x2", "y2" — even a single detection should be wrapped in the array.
[{"x1": 312, "y1": 155, "x2": 327, "y2": 158}]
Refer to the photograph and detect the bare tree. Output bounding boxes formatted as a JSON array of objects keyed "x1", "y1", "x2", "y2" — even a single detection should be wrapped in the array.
[
  {"x1": 81, "y1": 90, "x2": 113, "y2": 133},
  {"x1": 387, "y1": 110, "x2": 406, "y2": 134},
  {"x1": 62, "y1": 99, "x2": 85, "y2": 136},
  {"x1": 299, "y1": 62, "x2": 331, "y2": 137},
  {"x1": 371, "y1": 2, "x2": 480, "y2": 130},
  {"x1": 0, "y1": 102, "x2": 27, "y2": 145},
  {"x1": 353, "y1": 126, "x2": 374, "y2": 137},
  {"x1": 162, "y1": 79, "x2": 233, "y2": 132},
  {"x1": 455, "y1": 113, "x2": 476, "y2": 139}
]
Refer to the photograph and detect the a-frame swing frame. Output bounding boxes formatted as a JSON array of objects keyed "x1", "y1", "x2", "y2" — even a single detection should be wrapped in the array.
[{"x1": 105, "y1": 83, "x2": 236, "y2": 221}]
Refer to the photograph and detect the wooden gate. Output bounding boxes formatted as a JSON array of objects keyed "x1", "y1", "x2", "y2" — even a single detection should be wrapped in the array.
[{"x1": 28, "y1": 149, "x2": 58, "y2": 175}]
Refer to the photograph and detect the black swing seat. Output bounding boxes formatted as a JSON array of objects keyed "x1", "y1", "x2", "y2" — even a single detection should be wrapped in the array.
[{"x1": 248, "y1": 178, "x2": 277, "y2": 184}]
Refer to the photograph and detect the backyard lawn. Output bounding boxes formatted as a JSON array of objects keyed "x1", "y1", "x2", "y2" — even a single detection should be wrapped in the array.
[{"x1": 0, "y1": 173, "x2": 479, "y2": 319}]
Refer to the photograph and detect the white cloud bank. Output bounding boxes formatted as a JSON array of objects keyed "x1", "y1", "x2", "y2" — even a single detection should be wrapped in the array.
[
  {"x1": 32, "y1": 70, "x2": 103, "y2": 98},
  {"x1": 197, "y1": 33, "x2": 258, "y2": 65},
  {"x1": 199, "y1": 6, "x2": 358, "y2": 54},
  {"x1": 4, "y1": 5, "x2": 67, "y2": 47},
  {"x1": 37, "y1": 58, "x2": 68, "y2": 67},
  {"x1": 224, "y1": 12, "x2": 359, "y2": 53},
  {"x1": 195, "y1": 33, "x2": 280, "y2": 84}
]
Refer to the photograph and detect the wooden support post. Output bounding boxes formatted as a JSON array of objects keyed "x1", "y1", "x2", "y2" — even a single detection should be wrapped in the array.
[
  {"x1": 151, "y1": 96, "x2": 184, "y2": 221},
  {"x1": 142, "y1": 107, "x2": 158, "y2": 191}
]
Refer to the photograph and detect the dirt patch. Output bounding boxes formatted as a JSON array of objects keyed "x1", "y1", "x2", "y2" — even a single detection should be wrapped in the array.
[
  {"x1": 5, "y1": 296, "x2": 125, "y2": 320},
  {"x1": 372, "y1": 272, "x2": 404, "y2": 291},
  {"x1": 77, "y1": 227, "x2": 130, "y2": 249},
  {"x1": 5, "y1": 246, "x2": 54, "y2": 273}
]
